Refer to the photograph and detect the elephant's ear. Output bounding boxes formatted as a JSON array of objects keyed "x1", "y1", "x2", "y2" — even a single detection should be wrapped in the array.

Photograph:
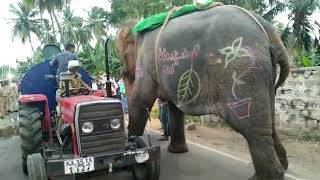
[{"x1": 116, "y1": 19, "x2": 139, "y2": 63}]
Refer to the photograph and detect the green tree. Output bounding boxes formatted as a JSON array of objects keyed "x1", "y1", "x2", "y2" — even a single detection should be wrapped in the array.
[
  {"x1": 220, "y1": 0, "x2": 286, "y2": 22},
  {"x1": 62, "y1": 7, "x2": 82, "y2": 43},
  {"x1": 109, "y1": 0, "x2": 169, "y2": 25},
  {"x1": 9, "y1": 2, "x2": 41, "y2": 54},
  {"x1": 0, "y1": 66, "x2": 17, "y2": 80},
  {"x1": 23, "y1": 0, "x2": 68, "y2": 45},
  {"x1": 38, "y1": 18, "x2": 57, "y2": 44},
  {"x1": 85, "y1": 7, "x2": 109, "y2": 41},
  {"x1": 78, "y1": 38, "x2": 121, "y2": 78},
  {"x1": 16, "y1": 47, "x2": 44, "y2": 78},
  {"x1": 287, "y1": 0, "x2": 320, "y2": 52}
]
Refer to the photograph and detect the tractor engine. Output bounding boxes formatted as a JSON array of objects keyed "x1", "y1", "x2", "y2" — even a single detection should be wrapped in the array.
[{"x1": 58, "y1": 96, "x2": 125, "y2": 156}]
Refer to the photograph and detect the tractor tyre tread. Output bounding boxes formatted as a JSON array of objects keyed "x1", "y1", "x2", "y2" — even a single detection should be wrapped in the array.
[
  {"x1": 18, "y1": 104, "x2": 43, "y2": 175},
  {"x1": 27, "y1": 153, "x2": 47, "y2": 180}
]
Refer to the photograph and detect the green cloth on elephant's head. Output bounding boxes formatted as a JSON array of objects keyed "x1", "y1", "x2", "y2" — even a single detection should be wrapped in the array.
[{"x1": 131, "y1": 0, "x2": 215, "y2": 34}]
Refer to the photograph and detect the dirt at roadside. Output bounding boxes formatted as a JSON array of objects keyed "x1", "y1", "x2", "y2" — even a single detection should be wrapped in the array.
[
  {"x1": 150, "y1": 118, "x2": 320, "y2": 180},
  {"x1": 0, "y1": 113, "x2": 19, "y2": 138}
]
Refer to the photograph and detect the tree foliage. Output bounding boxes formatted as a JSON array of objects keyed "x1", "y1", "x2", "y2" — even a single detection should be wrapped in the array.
[
  {"x1": 9, "y1": 2, "x2": 42, "y2": 53},
  {"x1": 10, "y1": 0, "x2": 320, "y2": 79}
]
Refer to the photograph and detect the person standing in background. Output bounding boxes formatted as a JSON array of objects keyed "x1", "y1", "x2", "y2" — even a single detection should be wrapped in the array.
[
  {"x1": 0, "y1": 81, "x2": 5, "y2": 118},
  {"x1": 2, "y1": 80, "x2": 10, "y2": 116},
  {"x1": 92, "y1": 79, "x2": 98, "y2": 90},
  {"x1": 157, "y1": 98, "x2": 164, "y2": 130},
  {"x1": 9, "y1": 80, "x2": 19, "y2": 112},
  {"x1": 158, "y1": 99, "x2": 170, "y2": 141},
  {"x1": 117, "y1": 78, "x2": 128, "y2": 113}
]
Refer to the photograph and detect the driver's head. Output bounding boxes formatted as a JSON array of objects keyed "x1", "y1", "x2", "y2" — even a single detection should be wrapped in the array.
[
  {"x1": 68, "y1": 60, "x2": 80, "y2": 74},
  {"x1": 65, "y1": 43, "x2": 76, "y2": 53}
]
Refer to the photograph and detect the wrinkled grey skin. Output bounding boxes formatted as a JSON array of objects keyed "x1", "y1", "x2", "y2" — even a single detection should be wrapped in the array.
[{"x1": 118, "y1": 5, "x2": 289, "y2": 180}]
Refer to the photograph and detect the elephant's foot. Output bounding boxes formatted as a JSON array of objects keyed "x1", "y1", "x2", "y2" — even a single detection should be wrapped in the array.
[
  {"x1": 167, "y1": 142, "x2": 188, "y2": 153},
  {"x1": 248, "y1": 174, "x2": 284, "y2": 180}
]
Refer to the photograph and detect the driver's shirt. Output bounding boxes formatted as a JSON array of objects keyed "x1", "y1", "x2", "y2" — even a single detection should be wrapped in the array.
[{"x1": 51, "y1": 51, "x2": 77, "y2": 77}]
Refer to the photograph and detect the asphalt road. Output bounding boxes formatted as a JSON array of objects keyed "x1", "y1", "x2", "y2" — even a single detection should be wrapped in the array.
[{"x1": 0, "y1": 134, "x2": 299, "y2": 180}]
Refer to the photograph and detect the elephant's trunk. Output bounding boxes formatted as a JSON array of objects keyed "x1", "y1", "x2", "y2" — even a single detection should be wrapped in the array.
[{"x1": 127, "y1": 99, "x2": 149, "y2": 136}]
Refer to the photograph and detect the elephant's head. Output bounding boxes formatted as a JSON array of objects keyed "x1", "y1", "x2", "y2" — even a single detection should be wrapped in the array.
[
  {"x1": 117, "y1": 19, "x2": 156, "y2": 136},
  {"x1": 116, "y1": 19, "x2": 139, "y2": 105}
]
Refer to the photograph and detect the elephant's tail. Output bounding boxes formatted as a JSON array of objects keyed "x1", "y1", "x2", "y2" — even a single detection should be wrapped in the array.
[
  {"x1": 249, "y1": 13, "x2": 290, "y2": 90},
  {"x1": 272, "y1": 36, "x2": 290, "y2": 90}
]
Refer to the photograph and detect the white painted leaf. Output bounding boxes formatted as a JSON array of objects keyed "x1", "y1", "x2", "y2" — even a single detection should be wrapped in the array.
[{"x1": 177, "y1": 69, "x2": 201, "y2": 105}]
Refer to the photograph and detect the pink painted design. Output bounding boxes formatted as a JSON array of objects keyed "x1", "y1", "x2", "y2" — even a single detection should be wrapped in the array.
[
  {"x1": 158, "y1": 44, "x2": 200, "y2": 75},
  {"x1": 162, "y1": 64, "x2": 175, "y2": 75},
  {"x1": 158, "y1": 44, "x2": 200, "y2": 63},
  {"x1": 228, "y1": 98, "x2": 252, "y2": 119},
  {"x1": 136, "y1": 63, "x2": 144, "y2": 78},
  {"x1": 243, "y1": 46, "x2": 256, "y2": 65}
]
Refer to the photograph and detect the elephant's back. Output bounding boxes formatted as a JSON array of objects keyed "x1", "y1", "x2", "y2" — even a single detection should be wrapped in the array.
[{"x1": 151, "y1": 5, "x2": 272, "y2": 115}]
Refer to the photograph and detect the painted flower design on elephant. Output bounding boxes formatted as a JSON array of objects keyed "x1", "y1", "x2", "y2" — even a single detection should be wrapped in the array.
[
  {"x1": 219, "y1": 37, "x2": 255, "y2": 119},
  {"x1": 231, "y1": 71, "x2": 245, "y2": 100},
  {"x1": 219, "y1": 37, "x2": 252, "y2": 68}
]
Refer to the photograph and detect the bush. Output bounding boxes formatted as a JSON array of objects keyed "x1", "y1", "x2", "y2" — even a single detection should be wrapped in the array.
[
  {"x1": 185, "y1": 115, "x2": 201, "y2": 124},
  {"x1": 150, "y1": 105, "x2": 159, "y2": 119}
]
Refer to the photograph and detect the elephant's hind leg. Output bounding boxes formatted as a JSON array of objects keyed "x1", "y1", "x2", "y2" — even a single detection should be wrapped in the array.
[
  {"x1": 270, "y1": 85, "x2": 288, "y2": 170},
  {"x1": 246, "y1": 124, "x2": 285, "y2": 180},
  {"x1": 167, "y1": 101, "x2": 188, "y2": 153},
  {"x1": 272, "y1": 129, "x2": 288, "y2": 170}
]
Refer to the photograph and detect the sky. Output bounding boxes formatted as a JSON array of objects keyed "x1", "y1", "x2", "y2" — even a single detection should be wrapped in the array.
[
  {"x1": 0, "y1": 0, "x2": 108, "y2": 68},
  {"x1": 0, "y1": 0, "x2": 319, "y2": 68}
]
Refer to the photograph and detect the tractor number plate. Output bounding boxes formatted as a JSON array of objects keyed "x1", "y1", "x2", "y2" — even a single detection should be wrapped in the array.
[{"x1": 64, "y1": 157, "x2": 94, "y2": 174}]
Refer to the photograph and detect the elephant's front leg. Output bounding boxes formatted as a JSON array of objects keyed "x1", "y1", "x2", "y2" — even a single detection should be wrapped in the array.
[{"x1": 167, "y1": 101, "x2": 188, "y2": 153}]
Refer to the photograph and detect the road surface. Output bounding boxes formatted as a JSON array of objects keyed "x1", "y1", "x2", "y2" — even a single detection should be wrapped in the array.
[{"x1": 0, "y1": 133, "x2": 301, "y2": 180}]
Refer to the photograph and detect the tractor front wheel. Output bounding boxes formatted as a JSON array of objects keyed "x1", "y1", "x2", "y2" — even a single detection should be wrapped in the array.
[
  {"x1": 27, "y1": 153, "x2": 47, "y2": 180},
  {"x1": 19, "y1": 104, "x2": 43, "y2": 174}
]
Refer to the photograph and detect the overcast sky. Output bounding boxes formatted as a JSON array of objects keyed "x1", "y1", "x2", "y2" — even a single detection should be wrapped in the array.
[
  {"x1": 0, "y1": 0, "x2": 108, "y2": 68},
  {"x1": 0, "y1": 0, "x2": 318, "y2": 68}
]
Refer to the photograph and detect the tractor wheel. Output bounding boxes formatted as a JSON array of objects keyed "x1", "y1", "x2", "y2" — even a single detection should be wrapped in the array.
[
  {"x1": 27, "y1": 153, "x2": 47, "y2": 180},
  {"x1": 19, "y1": 104, "x2": 43, "y2": 175},
  {"x1": 132, "y1": 137, "x2": 160, "y2": 180}
]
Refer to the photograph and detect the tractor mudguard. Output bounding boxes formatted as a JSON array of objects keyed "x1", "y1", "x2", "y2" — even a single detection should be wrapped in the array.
[{"x1": 19, "y1": 94, "x2": 51, "y2": 133}]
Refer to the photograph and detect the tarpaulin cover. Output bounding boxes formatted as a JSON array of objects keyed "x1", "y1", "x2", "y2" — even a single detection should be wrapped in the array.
[{"x1": 20, "y1": 60, "x2": 92, "y2": 113}]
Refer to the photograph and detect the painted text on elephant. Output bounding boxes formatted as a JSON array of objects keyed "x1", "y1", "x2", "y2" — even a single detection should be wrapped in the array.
[{"x1": 158, "y1": 44, "x2": 200, "y2": 74}]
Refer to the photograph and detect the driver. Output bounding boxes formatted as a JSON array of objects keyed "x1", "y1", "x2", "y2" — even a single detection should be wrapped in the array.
[{"x1": 58, "y1": 60, "x2": 92, "y2": 98}]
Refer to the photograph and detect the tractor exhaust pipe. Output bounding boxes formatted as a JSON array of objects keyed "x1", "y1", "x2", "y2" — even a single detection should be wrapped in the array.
[{"x1": 105, "y1": 37, "x2": 112, "y2": 97}]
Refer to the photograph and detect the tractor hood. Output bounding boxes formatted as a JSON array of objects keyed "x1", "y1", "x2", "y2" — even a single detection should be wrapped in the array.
[{"x1": 60, "y1": 95, "x2": 107, "y2": 124}]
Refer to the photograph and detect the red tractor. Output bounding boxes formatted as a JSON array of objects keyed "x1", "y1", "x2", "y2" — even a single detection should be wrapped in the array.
[{"x1": 18, "y1": 38, "x2": 160, "y2": 180}]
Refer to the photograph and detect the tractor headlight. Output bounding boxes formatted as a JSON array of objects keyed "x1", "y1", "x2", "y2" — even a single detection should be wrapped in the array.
[
  {"x1": 110, "y1": 119, "x2": 121, "y2": 129},
  {"x1": 82, "y1": 122, "x2": 94, "y2": 134}
]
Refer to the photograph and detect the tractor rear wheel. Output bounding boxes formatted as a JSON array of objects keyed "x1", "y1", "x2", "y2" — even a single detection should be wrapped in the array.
[
  {"x1": 19, "y1": 104, "x2": 43, "y2": 174},
  {"x1": 27, "y1": 153, "x2": 47, "y2": 180},
  {"x1": 132, "y1": 137, "x2": 160, "y2": 180}
]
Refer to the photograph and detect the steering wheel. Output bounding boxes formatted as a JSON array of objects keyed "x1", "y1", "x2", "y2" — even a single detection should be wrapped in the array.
[{"x1": 60, "y1": 87, "x2": 91, "y2": 97}]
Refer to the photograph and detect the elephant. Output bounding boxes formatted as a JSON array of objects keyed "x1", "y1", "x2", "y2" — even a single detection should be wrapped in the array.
[{"x1": 117, "y1": 4, "x2": 290, "y2": 180}]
